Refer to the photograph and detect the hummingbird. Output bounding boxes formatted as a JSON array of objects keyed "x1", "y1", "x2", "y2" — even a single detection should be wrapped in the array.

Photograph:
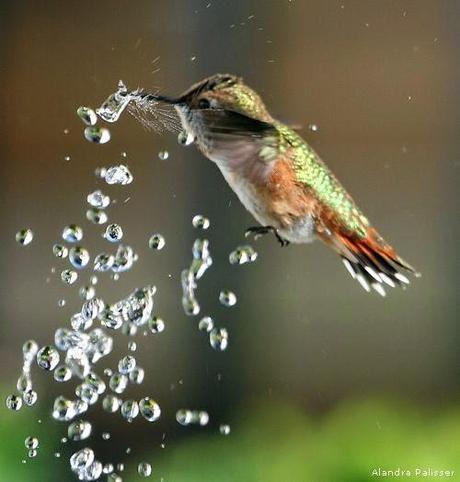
[{"x1": 129, "y1": 74, "x2": 419, "y2": 295}]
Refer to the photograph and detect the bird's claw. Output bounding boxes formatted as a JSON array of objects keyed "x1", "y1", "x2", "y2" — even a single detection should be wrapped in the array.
[{"x1": 245, "y1": 226, "x2": 290, "y2": 247}]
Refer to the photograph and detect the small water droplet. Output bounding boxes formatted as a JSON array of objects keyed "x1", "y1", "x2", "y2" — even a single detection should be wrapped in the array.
[
  {"x1": 53, "y1": 244, "x2": 68, "y2": 259},
  {"x1": 68, "y1": 420, "x2": 92, "y2": 441},
  {"x1": 229, "y1": 245, "x2": 258, "y2": 265},
  {"x1": 102, "y1": 394, "x2": 122, "y2": 413},
  {"x1": 105, "y1": 165, "x2": 133, "y2": 185},
  {"x1": 219, "y1": 290, "x2": 237, "y2": 307},
  {"x1": 138, "y1": 462, "x2": 152, "y2": 477},
  {"x1": 77, "y1": 106, "x2": 98, "y2": 126},
  {"x1": 5, "y1": 394, "x2": 22, "y2": 411},
  {"x1": 192, "y1": 215, "x2": 210, "y2": 230},
  {"x1": 86, "y1": 208, "x2": 108, "y2": 225},
  {"x1": 118, "y1": 355, "x2": 136, "y2": 374},
  {"x1": 84, "y1": 126, "x2": 111, "y2": 144},
  {"x1": 308, "y1": 123, "x2": 319, "y2": 132},
  {"x1": 120, "y1": 399, "x2": 139, "y2": 422},
  {"x1": 23, "y1": 390, "x2": 38, "y2": 406},
  {"x1": 102, "y1": 432, "x2": 111, "y2": 441},
  {"x1": 158, "y1": 150, "x2": 169, "y2": 160},
  {"x1": 104, "y1": 223, "x2": 123, "y2": 242},
  {"x1": 209, "y1": 328, "x2": 229, "y2": 351},
  {"x1": 139, "y1": 397, "x2": 161, "y2": 422},
  {"x1": 87, "y1": 190, "x2": 110, "y2": 208},
  {"x1": 62, "y1": 224, "x2": 83, "y2": 243},
  {"x1": 94, "y1": 253, "x2": 115, "y2": 272},
  {"x1": 177, "y1": 131, "x2": 194, "y2": 146},
  {"x1": 198, "y1": 316, "x2": 214, "y2": 332},
  {"x1": 129, "y1": 366, "x2": 144, "y2": 384},
  {"x1": 219, "y1": 424, "x2": 231, "y2": 435},
  {"x1": 109, "y1": 373, "x2": 128, "y2": 394},
  {"x1": 61, "y1": 269, "x2": 78, "y2": 285},
  {"x1": 148, "y1": 316, "x2": 165, "y2": 334},
  {"x1": 54, "y1": 364, "x2": 72, "y2": 382},
  {"x1": 16, "y1": 228, "x2": 34, "y2": 246},
  {"x1": 148, "y1": 234, "x2": 165, "y2": 250},
  {"x1": 36, "y1": 345, "x2": 60, "y2": 370}
]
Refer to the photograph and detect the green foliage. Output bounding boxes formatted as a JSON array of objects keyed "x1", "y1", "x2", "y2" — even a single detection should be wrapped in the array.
[{"x1": 150, "y1": 398, "x2": 460, "y2": 482}]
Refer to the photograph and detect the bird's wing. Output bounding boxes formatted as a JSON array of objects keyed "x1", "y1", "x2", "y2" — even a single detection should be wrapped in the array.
[{"x1": 194, "y1": 108, "x2": 281, "y2": 169}]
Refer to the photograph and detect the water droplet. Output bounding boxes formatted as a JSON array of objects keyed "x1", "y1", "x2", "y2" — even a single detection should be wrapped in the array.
[
  {"x1": 109, "y1": 373, "x2": 128, "y2": 394},
  {"x1": 127, "y1": 340, "x2": 137, "y2": 351},
  {"x1": 120, "y1": 399, "x2": 139, "y2": 422},
  {"x1": 54, "y1": 364, "x2": 72, "y2": 382},
  {"x1": 308, "y1": 123, "x2": 319, "y2": 132},
  {"x1": 58, "y1": 299, "x2": 66, "y2": 307},
  {"x1": 96, "y1": 81, "x2": 132, "y2": 123},
  {"x1": 70, "y1": 447, "x2": 95, "y2": 472},
  {"x1": 102, "y1": 432, "x2": 111, "y2": 441},
  {"x1": 62, "y1": 224, "x2": 83, "y2": 243},
  {"x1": 16, "y1": 228, "x2": 34, "y2": 246},
  {"x1": 23, "y1": 390, "x2": 38, "y2": 406},
  {"x1": 53, "y1": 244, "x2": 68, "y2": 259},
  {"x1": 87, "y1": 190, "x2": 110, "y2": 209},
  {"x1": 94, "y1": 253, "x2": 115, "y2": 271},
  {"x1": 17, "y1": 373, "x2": 32, "y2": 393},
  {"x1": 148, "y1": 316, "x2": 165, "y2": 334},
  {"x1": 219, "y1": 424, "x2": 231, "y2": 435},
  {"x1": 86, "y1": 208, "x2": 108, "y2": 225},
  {"x1": 139, "y1": 397, "x2": 161, "y2": 422},
  {"x1": 102, "y1": 394, "x2": 121, "y2": 413},
  {"x1": 68, "y1": 420, "x2": 92, "y2": 441},
  {"x1": 64, "y1": 155, "x2": 71, "y2": 161},
  {"x1": 148, "y1": 234, "x2": 165, "y2": 250},
  {"x1": 219, "y1": 290, "x2": 237, "y2": 307},
  {"x1": 108, "y1": 474, "x2": 123, "y2": 482},
  {"x1": 118, "y1": 355, "x2": 136, "y2": 374},
  {"x1": 84, "y1": 126, "x2": 111, "y2": 144},
  {"x1": 177, "y1": 130, "x2": 194, "y2": 146},
  {"x1": 192, "y1": 215, "x2": 210, "y2": 230},
  {"x1": 61, "y1": 269, "x2": 78, "y2": 285},
  {"x1": 176, "y1": 409, "x2": 209, "y2": 426},
  {"x1": 129, "y1": 366, "x2": 144, "y2": 384},
  {"x1": 229, "y1": 245, "x2": 258, "y2": 265},
  {"x1": 23, "y1": 340, "x2": 39, "y2": 360},
  {"x1": 158, "y1": 150, "x2": 169, "y2": 160},
  {"x1": 104, "y1": 224, "x2": 123, "y2": 242},
  {"x1": 37, "y1": 345, "x2": 60, "y2": 370},
  {"x1": 138, "y1": 462, "x2": 152, "y2": 477},
  {"x1": 52, "y1": 396, "x2": 77, "y2": 421},
  {"x1": 28, "y1": 449, "x2": 37, "y2": 458},
  {"x1": 85, "y1": 372, "x2": 107, "y2": 394},
  {"x1": 77, "y1": 106, "x2": 98, "y2": 126},
  {"x1": 198, "y1": 316, "x2": 214, "y2": 332},
  {"x1": 6, "y1": 394, "x2": 22, "y2": 411},
  {"x1": 104, "y1": 165, "x2": 133, "y2": 185},
  {"x1": 209, "y1": 328, "x2": 229, "y2": 351}
]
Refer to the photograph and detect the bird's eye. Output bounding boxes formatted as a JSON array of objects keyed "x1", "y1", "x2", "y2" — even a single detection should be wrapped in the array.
[{"x1": 198, "y1": 98, "x2": 210, "y2": 109}]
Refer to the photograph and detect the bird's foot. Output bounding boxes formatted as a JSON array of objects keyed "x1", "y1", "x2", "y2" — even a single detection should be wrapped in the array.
[{"x1": 245, "y1": 226, "x2": 290, "y2": 247}]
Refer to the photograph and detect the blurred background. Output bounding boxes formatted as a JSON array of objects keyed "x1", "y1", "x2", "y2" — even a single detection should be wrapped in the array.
[{"x1": 0, "y1": 0, "x2": 459, "y2": 480}]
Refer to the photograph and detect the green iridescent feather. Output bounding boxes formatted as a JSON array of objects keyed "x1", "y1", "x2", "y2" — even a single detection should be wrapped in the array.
[{"x1": 274, "y1": 122, "x2": 370, "y2": 238}]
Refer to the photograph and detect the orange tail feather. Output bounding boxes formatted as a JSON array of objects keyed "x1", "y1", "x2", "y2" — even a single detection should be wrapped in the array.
[{"x1": 322, "y1": 227, "x2": 419, "y2": 295}]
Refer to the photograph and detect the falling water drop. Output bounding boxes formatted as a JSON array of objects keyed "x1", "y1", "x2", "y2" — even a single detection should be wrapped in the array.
[
  {"x1": 16, "y1": 229, "x2": 34, "y2": 246},
  {"x1": 84, "y1": 126, "x2": 111, "y2": 144}
]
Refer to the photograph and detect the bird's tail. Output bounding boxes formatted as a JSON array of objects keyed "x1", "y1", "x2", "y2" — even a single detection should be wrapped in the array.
[{"x1": 321, "y1": 227, "x2": 419, "y2": 296}]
